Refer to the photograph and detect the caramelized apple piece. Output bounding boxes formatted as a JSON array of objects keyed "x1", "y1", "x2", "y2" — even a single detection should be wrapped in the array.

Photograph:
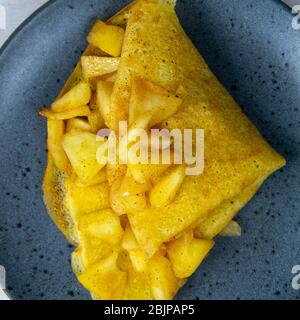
[
  {"x1": 106, "y1": 162, "x2": 127, "y2": 186},
  {"x1": 167, "y1": 231, "x2": 214, "y2": 279},
  {"x1": 65, "y1": 177, "x2": 110, "y2": 219},
  {"x1": 47, "y1": 120, "x2": 69, "y2": 173},
  {"x1": 110, "y1": 173, "x2": 150, "y2": 215},
  {"x1": 77, "y1": 237, "x2": 115, "y2": 268},
  {"x1": 86, "y1": 93, "x2": 105, "y2": 133},
  {"x1": 129, "y1": 249, "x2": 148, "y2": 272},
  {"x1": 148, "y1": 255, "x2": 179, "y2": 300},
  {"x1": 117, "y1": 250, "x2": 153, "y2": 299},
  {"x1": 149, "y1": 165, "x2": 185, "y2": 207},
  {"x1": 121, "y1": 224, "x2": 139, "y2": 251},
  {"x1": 79, "y1": 209, "x2": 124, "y2": 245},
  {"x1": 87, "y1": 20, "x2": 124, "y2": 57},
  {"x1": 123, "y1": 269, "x2": 153, "y2": 300},
  {"x1": 129, "y1": 78, "x2": 182, "y2": 127},
  {"x1": 51, "y1": 81, "x2": 91, "y2": 112},
  {"x1": 96, "y1": 81, "x2": 114, "y2": 126},
  {"x1": 88, "y1": 111, "x2": 105, "y2": 133},
  {"x1": 78, "y1": 252, "x2": 127, "y2": 300},
  {"x1": 71, "y1": 247, "x2": 85, "y2": 275},
  {"x1": 81, "y1": 56, "x2": 120, "y2": 79},
  {"x1": 39, "y1": 105, "x2": 91, "y2": 120},
  {"x1": 121, "y1": 225, "x2": 148, "y2": 272},
  {"x1": 74, "y1": 169, "x2": 107, "y2": 188},
  {"x1": 62, "y1": 130, "x2": 106, "y2": 182},
  {"x1": 66, "y1": 118, "x2": 92, "y2": 132},
  {"x1": 218, "y1": 220, "x2": 241, "y2": 237}
]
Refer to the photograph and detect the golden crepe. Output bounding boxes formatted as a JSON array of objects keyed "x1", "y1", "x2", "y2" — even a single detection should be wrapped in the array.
[{"x1": 42, "y1": 0, "x2": 285, "y2": 300}]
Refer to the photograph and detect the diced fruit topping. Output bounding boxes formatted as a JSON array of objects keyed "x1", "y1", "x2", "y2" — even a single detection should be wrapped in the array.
[
  {"x1": 129, "y1": 78, "x2": 182, "y2": 127},
  {"x1": 62, "y1": 130, "x2": 106, "y2": 182},
  {"x1": 149, "y1": 165, "x2": 185, "y2": 207},
  {"x1": 71, "y1": 247, "x2": 85, "y2": 275},
  {"x1": 44, "y1": 13, "x2": 216, "y2": 301},
  {"x1": 76, "y1": 237, "x2": 115, "y2": 268},
  {"x1": 218, "y1": 220, "x2": 242, "y2": 237},
  {"x1": 148, "y1": 255, "x2": 179, "y2": 300},
  {"x1": 74, "y1": 169, "x2": 107, "y2": 188},
  {"x1": 87, "y1": 20, "x2": 125, "y2": 57},
  {"x1": 110, "y1": 172, "x2": 150, "y2": 215},
  {"x1": 47, "y1": 120, "x2": 69, "y2": 173},
  {"x1": 121, "y1": 224, "x2": 148, "y2": 272},
  {"x1": 66, "y1": 118, "x2": 92, "y2": 132},
  {"x1": 129, "y1": 249, "x2": 148, "y2": 272},
  {"x1": 77, "y1": 252, "x2": 127, "y2": 300},
  {"x1": 96, "y1": 81, "x2": 114, "y2": 127},
  {"x1": 88, "y1": 111, "x2": 105, "y2": 133},
  {"x1": 79, "y1": 209, "x2": 124, "y2": 245},
  {"x1": 81, "y1": 56, "x2": 120, "y2": 79},
  {"x1": 128, "y1": 162, "x2": 171, "y2": 184},
  {"x1": 65, "y1": 177, "x2": 110, "y2": 218},
  {"x1": 167, "y1": 231, "x2": 214, "y2": 279},
  {"x1": 51, "y1": 81, "x2": 91, "y2": 112},
  {"x1": 106, "y1": 162, "x2": 127, "y2": 186},
  {"x1": 121, "y1": 224, "x2": 139, "y2": 251},
  {"x1": 39, "y1": 105, "x2": 91, "y2": 120}
]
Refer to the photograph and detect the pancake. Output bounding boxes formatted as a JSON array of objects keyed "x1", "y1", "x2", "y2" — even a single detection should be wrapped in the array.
[{"x1": 42, "y1": 0, "x2": 285, "y2": 299}]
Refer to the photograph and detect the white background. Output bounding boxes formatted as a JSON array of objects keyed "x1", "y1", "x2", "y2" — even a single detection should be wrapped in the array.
[{"x1": 0, "y1": 0, "x2": 48, "y2": 47}]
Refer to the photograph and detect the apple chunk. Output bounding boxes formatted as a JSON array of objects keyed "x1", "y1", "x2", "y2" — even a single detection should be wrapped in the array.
[
  {"x1": 62, "y1": 130, "x2": 106, "y2": 182},
  {"x1": 76, "y1": 237, "x2": 115, "y2": 269},
  {"x1": 79, "y1": 209, "x2": 123, "y2": 245},
  {"x1": 51, "y1": 81, "x2": 91, "y2": 112},
  {"x1": 121, "y1": 225, "x2": 148, "y2": 272},
  {"x1": 65, "y1": 178, "x2": 110, "y2": 219},
  {"x1": 66, "y1": 118, "x2": 92, "y2": 132},
  {"x1": 77, "y1": 252, "x2": 127, "y2": 300},
  {"x1": 74, "y1": 169, "x2": 107, "y2": 188},
  {"x1": 96, "y1": 81, "x2": 114, "y2": 126},
  {"x1": 128, "y1": 162, "x2": 171, "y2": 184},
  {"x1": 81, "y1": 56, "x2": 120, "y2": 79},
  {"x1": 149, "y1": 165, "x2": 185, "y2": 208},
  {"x1": 39, "y1": 105, "x2": 91, "y2": 120},
  {"x1": 87, "y1": 20, "x2": 124, "y2": 57},
  {"x1": 110, "y1": 173, "x2": 150, "y2": 215},
  {"x1": 129, "y1": 78, "x2": 182, "y2": 127},
  {"x1": 148, "y1": 255, "x2": 179, "y2": 300},
  {"x1": 219, "y1": 220, "x2": 241, "y2": 237},
  {"x1": 167, "y1": 231, "x2": 214, "y2": 279},
  {"x1": 47, "y1": 120, "x2": 69, "y2": 173}
]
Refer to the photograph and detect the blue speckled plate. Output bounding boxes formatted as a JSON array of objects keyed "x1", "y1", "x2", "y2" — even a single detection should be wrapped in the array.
[{"x1": 0, "y1": 0, "x2": 299, "y2": 300}]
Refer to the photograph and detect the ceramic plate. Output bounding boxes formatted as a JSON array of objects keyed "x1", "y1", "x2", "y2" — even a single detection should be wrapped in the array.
[{"x1": 0, "y1": 0, "x2": 299, "y2": 300}]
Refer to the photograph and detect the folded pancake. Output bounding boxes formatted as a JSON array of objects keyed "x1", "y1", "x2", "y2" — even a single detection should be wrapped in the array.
[
  {"x1": 42, "y1": 0, "x2": 285, "y2": 300},
  {"x1": 109, "y1": 0, "x2": 285, "y2": 256}
]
